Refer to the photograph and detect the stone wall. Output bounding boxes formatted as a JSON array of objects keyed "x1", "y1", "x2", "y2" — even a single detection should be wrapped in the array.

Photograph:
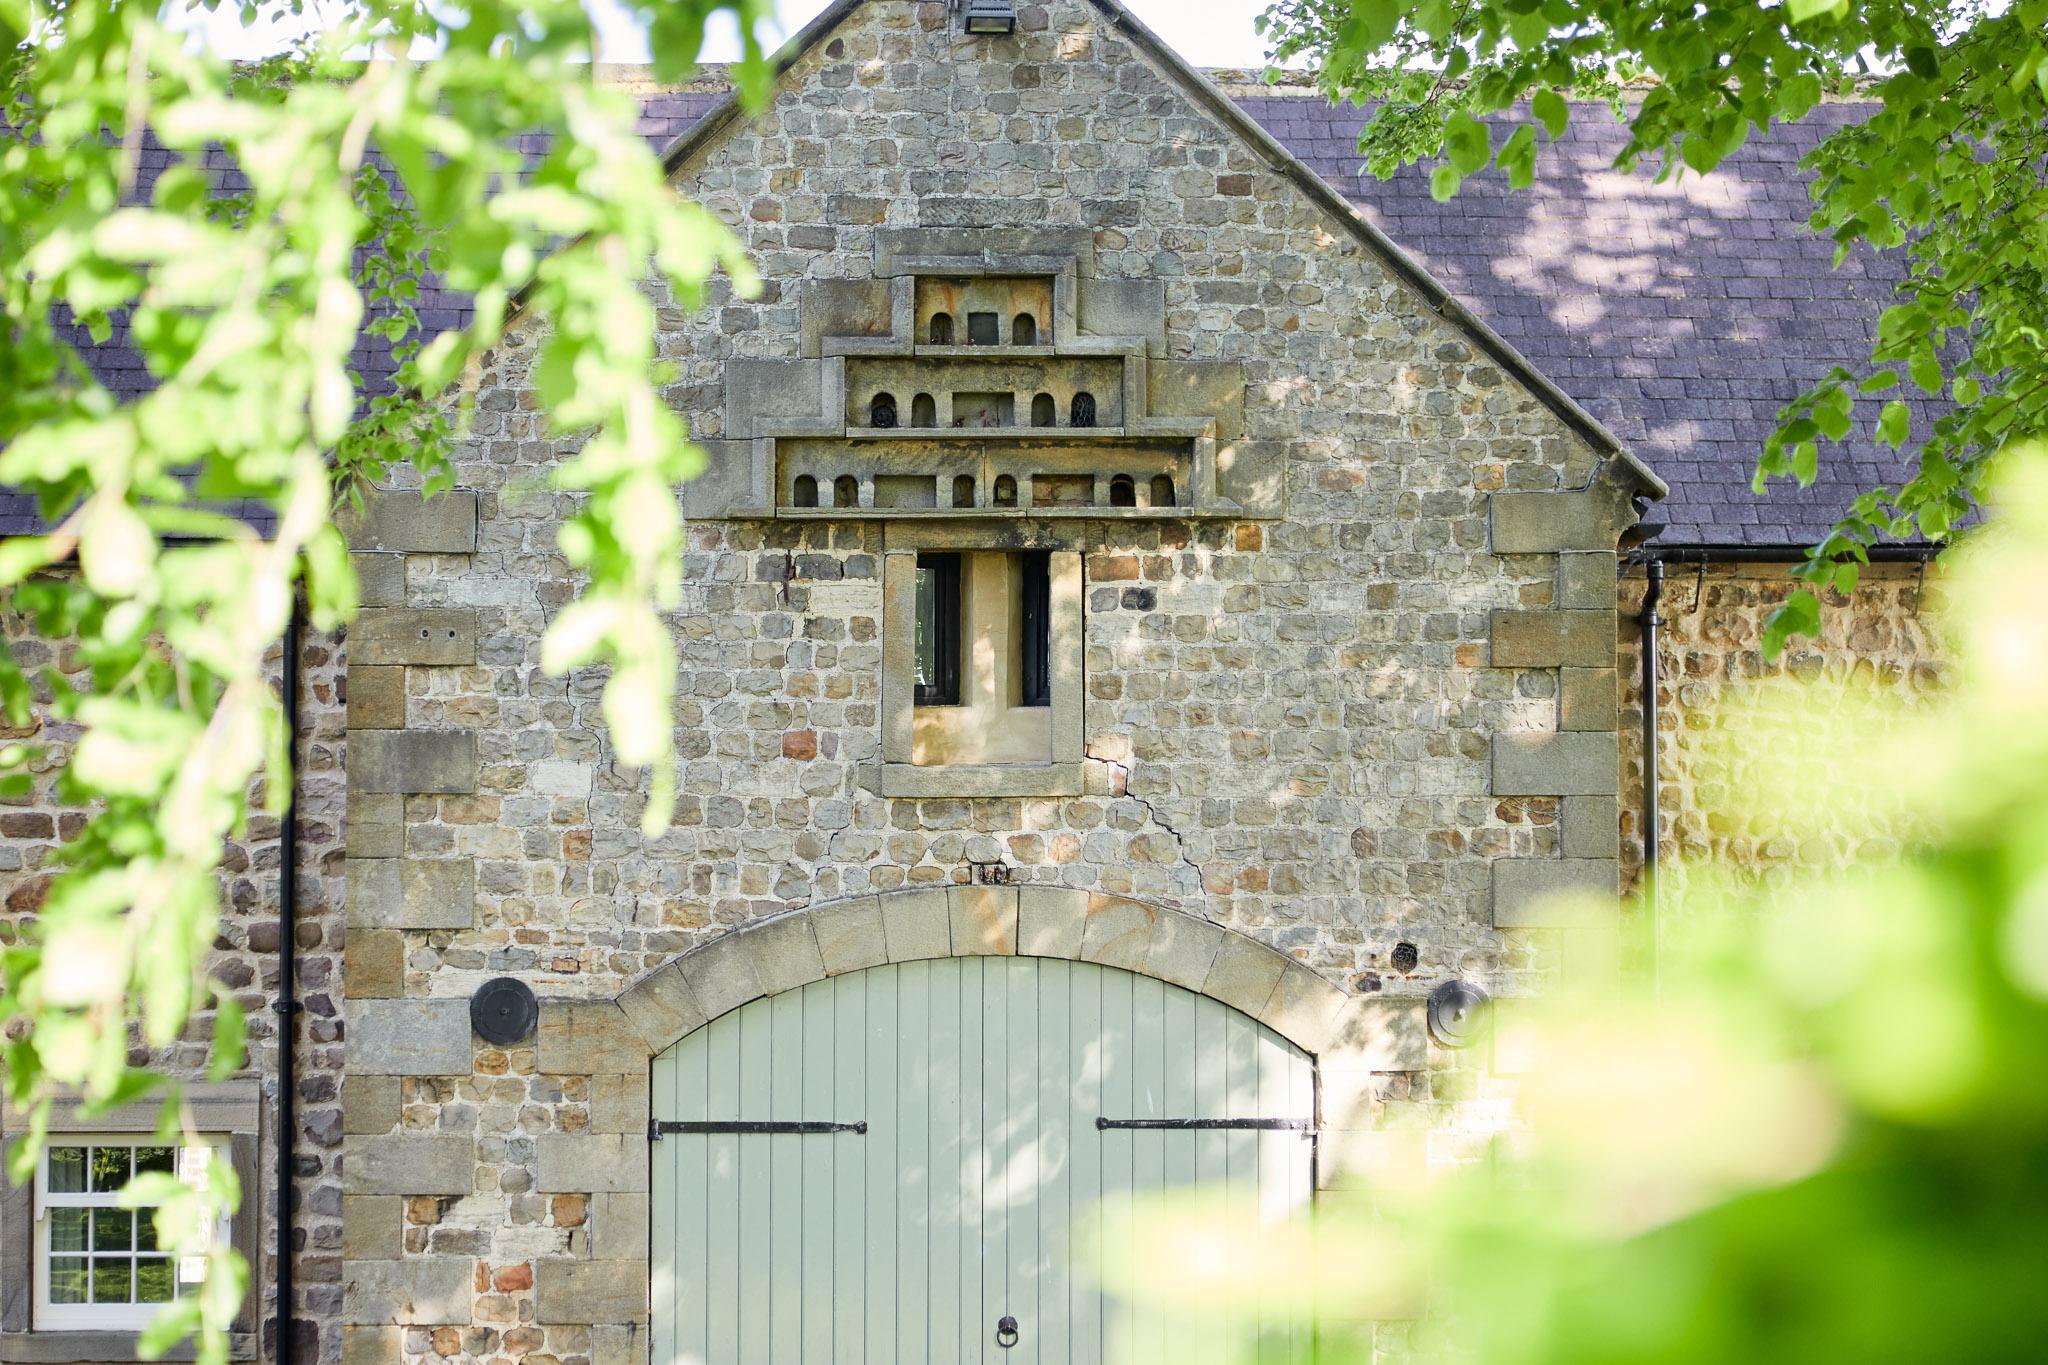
[
  {"x1": 1619, "y1": 561, "x2": 1949, "y2": 900},
  {"x1": 0, "y1": 602, "x2": 348, "y2": 1364},
  {"x1": 335, "y1": 1, "x2": 1640, "y2": 1359}
]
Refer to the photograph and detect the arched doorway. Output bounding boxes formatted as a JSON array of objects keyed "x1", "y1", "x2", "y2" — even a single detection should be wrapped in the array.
[{"x1": 649, "y1": 955, "x2": 1315, "y2": 1363}]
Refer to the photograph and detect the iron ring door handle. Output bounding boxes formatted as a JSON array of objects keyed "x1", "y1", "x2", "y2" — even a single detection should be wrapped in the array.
[{"x1": 995, "y1": 1315, "x2": 1019, "y2": 1348}]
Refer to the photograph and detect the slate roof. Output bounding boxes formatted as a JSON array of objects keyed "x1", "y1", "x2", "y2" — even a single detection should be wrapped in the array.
[
  {"x1": 4, "y1": 79, "x2": 1917, "y2": 548},
  {"x1": 1239, "y1": 91, "x2": 1922, "y2": 547}
]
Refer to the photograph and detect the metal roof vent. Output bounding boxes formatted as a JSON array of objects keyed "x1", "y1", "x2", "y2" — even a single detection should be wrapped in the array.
[{"x1": 961, "y1": 0, "x2": 1016, "y2": 34}]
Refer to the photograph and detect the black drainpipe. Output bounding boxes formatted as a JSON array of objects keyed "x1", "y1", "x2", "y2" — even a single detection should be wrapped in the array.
[
  {"x1": 272, "y1": 600, "x2": 302, "y2": 1364},
  {"x1": 1638, "y1": 560, "x2": 1664, "y2": 984},
  {"x1": 1633, "y1": 541, "x2": 1942, "y2": 984}
]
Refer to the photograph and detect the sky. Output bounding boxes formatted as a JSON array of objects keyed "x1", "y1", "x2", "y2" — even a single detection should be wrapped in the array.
[
  {"x1": 173, "y1": 0, "x2": 1284, "y2": 70},
  {"x1": 673, "y1": 0, "x2": 1277, "y2": 67}
]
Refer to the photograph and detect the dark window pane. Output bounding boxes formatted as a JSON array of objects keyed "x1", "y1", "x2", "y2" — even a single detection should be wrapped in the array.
[
  {"x1": 1019, "y1": 551, "x2": 1052, "y2": 708},
  {"x1": 915, "y1": 567, "x2": 937, "y2": 690},
  {"x1": 135, "y1": 1146, "x2": 174, "y2": 1176},
  {"x1": 93, "y1": 1207, "x2": 134, "y2": 1252},
  {"x1": 48, "y1": 1207, "x2": 90, "y2": 1253},
  {"x1": 89, "y1": 1145, "x2": 131, "y2": 1193},
  {"x1": 136, "y1": 1258, "x2": 175, "y2": 1303},
  {"x1": 136, "y1": 1209, "x2": 159, "y2": 1252},
  {"x1": 47, "y1": 1146, "x2": 86, "y2": 1193},
  {"x1": 93, "y1": 1257, "x2": 133, "y2": 1305},
  {"x1": 913, "y1": 554, "x2": 961, "y2": 706},
  {"x1": 48, "y1": 1257, "x2": 88, "y2": 1304}
]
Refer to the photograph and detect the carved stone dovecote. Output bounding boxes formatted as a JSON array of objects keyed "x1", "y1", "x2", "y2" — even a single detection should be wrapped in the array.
[{"x1": 698, "y1": 229, "x2": 1268, "y2": 521}]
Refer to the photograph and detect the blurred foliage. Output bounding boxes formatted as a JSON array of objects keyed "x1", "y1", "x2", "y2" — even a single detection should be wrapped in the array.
[
  {"x1": 1256, "y1": 0, "x2": 2048, "y2": 656},
  {"x1": 1112, "y1": 445, "x2": 2048, "y2": 1362},
  {"x1": 0, "y1": 0, "x2": 773, "y2": 1356}
]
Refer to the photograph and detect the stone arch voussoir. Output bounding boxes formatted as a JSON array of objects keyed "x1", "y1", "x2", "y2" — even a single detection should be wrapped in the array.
[{"x1": 592, "y1": 887, "x2": 1418, "y2": 1068}]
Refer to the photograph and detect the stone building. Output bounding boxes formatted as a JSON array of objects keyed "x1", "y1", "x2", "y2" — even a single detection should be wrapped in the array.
[{"x1": 0, "y1": 1, "x2": 1942, "y2": 1362}]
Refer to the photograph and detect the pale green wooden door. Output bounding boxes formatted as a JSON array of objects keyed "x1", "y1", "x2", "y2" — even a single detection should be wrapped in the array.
[{"x1": 651, "y1": 956, "x2": 1316, "y2": 1364}]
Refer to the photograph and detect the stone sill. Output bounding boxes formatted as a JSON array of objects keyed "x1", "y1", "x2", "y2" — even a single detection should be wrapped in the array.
[
  {"x1": 0, "y1": 1330, "x2": 255, "y2": 1363},
  {"x1": 881, "y1": 761, "x2": 1083, "y2": 799},
  {"x1": 759, "y1": 506, "x2": 1220, "y2": 521},
  {"x1": 840, "y1": 424, "x2": 1130, "y2": 440}
]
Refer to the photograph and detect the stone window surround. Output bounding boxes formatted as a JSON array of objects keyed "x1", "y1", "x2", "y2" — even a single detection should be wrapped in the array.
[
  {"x1": 0, "y1": 1082, "x2": 261, "y2": 1363},
  {"x1": 880, "y1": 536, "x2": 1084, "y2": 798}
]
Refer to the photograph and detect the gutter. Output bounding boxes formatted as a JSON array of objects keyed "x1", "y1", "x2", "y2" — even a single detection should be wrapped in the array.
[{"x1": 1631, "y1": 541, "x2": 1941, "y2": 980}]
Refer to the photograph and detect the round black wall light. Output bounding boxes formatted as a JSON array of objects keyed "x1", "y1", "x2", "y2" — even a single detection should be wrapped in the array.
[
  {"x1": 1426, "y1": 979, "x2": 1491, "y2": 1049},
  {"x1": 471, "y1": 976, "x2": 539, "y2": 1046}
]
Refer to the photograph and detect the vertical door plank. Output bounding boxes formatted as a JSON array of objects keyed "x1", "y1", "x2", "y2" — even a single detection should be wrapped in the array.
[
  {"x1": 927, "y1": 958, "x2": 964, "y2": 1365},
  {"x1": 659, "y1": 1031, "x2": 713, "y2": 1365},
  {"x1": 1036, "y1": 960, "x2": 1072, "y2": 1365},
  {"x1": 1253, "y1": 1022, "x2": 1301, "y2": 1364},
  {"x1": 651, "y1": 1041, "x2": 674, "y2": 1365},
  {"x1": 895, "y1": 962, "x2": 930, "y2": 1365},
  {"x1": 706, "y1": 1010, "x2": 745, "y2": 1364},
  {"x1": 958, "y1": 957, "x2": 988, "y2": 1364},
  {"x1": 736, "y1": 1002, "x2": 775, "y2": 1361},
  {"x1": 866, "y1": 962, "x2": 902, "y2": 1364},
  {"x1": 1066, "y1": 959, "x2": 1103, "y2": 1362},
  {"x1": 832, "y1": 971, "x2": 868, "y2": 1365},
  {"x1": 1003, "y1": 956, "x2": 1041, "y2": 1363},
  {"x1": 1097, "y1": 964, "x2": 1136, "y2": 1365},
  {"x1": 1221, "y1": 1008, "x2": 1261, "y2": 1361},
  {"x1": 767, "y1": 988, "x2": 805, "y2": 1365},
  {"x1": 1159, "y1": 982, "x2": 1198, "y2": 1364},
  {"x1": 981, "y1": 956, "x2": 1011, "y2": 1363},
  {"x1": 1129, "y1": 974, "x2": 1168, "y2": 1363},
  {"x1": 800, "y1": 980, "x2": 836, "y2": 1361},
  {"x1": 1191, "y1": 995, "x2": 1230, "y2": 1365}
]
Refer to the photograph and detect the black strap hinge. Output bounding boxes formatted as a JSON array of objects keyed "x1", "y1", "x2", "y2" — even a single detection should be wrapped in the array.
[
  {"x1": 650, "y1": 1119, "x2": 868, "y2": 1141},
  {"x1": 1096, "y1": 1117, "x2": 1312, "y2": 1131}
]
